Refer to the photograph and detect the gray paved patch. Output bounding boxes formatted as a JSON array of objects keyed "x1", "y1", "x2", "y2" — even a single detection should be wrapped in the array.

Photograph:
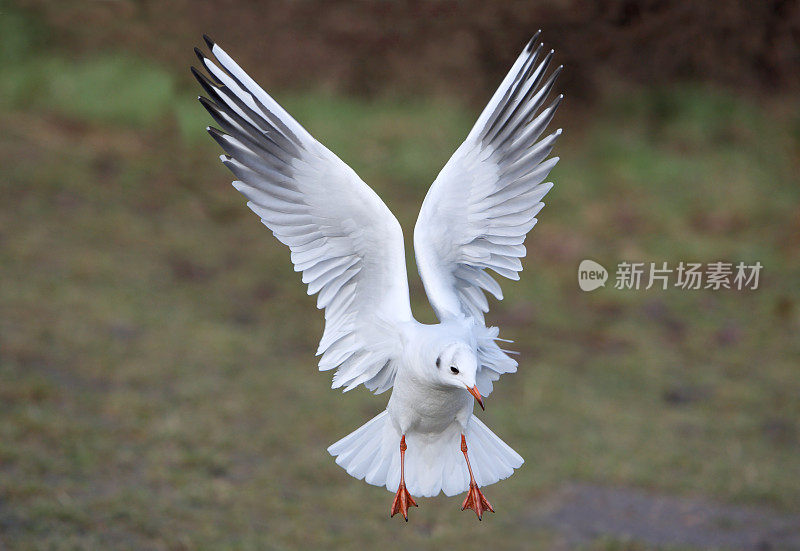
[{"x1": 525, "y1": 483, "x2": 800, "y2": 550}]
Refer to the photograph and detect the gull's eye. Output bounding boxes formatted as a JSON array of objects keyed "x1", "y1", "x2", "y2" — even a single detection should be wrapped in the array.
[
  {"x1": 450, "y1": 366, "x2": 459, "y2": 374},
  {"x1": 436, "y1": 357, "x2": 441, "y2": 368}
]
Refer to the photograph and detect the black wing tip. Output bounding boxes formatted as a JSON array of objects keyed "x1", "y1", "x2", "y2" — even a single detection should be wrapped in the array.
[
  {"x1": 191, "y1": 64, "x2": 218, "y2": 95},
  {"x1": 529, "y1": 42, "x2": 544, "y2": 62},
  {"x1": 525, "y1": 29, "x2": 542, "y2": 52},
  {"x1": 206, "y1": 126, "x2": 226, "y2": 138},
  {"x1": 207, "y1": 126, "x2": 230, "y2": 149},
  {"x1": 193, "y1": 68, "x2": 225, "y2": 106},
  {"x1": 202, "y1": 34, "x2": 216, "y2": 50},
  {"x1": 197, "y1": 95, "x2": 217, "y2": 111},
  {"x1": 193, "y1": 49, "x2": 223, "y2": 86},
  {"x1": 193, "y1": 46, "x2": 207, "y2": 64},
  {"x1": 525, "y1": 30, "x2": 542, "y2": 52}
]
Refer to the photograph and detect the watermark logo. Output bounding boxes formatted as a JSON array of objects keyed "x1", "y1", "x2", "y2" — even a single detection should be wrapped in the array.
[
  {"x1": 578, "y1": 260, "x2": 762, "y2": 291},
  {"x1": 578, "y1": 259, "x2": 608, "y2": 291}
]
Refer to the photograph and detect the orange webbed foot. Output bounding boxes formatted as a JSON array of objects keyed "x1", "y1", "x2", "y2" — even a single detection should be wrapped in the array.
[
  {"x1": 390, "y1": 480, "x2": 418, "y2": 521},
  {"x1": 461, "y1": 482, "x2": 494, "y2": 520}
]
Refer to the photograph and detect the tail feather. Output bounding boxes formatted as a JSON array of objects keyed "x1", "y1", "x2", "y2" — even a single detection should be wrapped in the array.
[
  {"x1": 328, "y1": 410, "x2": 523, "y2": 497},
  {"x1": 328, "y1": 411, "x2": 391, "y2": 478}
]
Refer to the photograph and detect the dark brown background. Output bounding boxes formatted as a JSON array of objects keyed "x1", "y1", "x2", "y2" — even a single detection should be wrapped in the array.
[{"x1": 23, "y1": 0, "x2": 800, "y2": 102}]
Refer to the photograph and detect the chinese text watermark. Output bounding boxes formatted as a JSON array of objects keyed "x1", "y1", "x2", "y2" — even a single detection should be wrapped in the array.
[{"x1": 578, "y1": 260, "x2": 762, "y2": 292}]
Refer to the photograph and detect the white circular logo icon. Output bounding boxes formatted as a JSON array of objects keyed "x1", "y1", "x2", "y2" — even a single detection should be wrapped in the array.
[{"x1": 578, "y1": 259, "x2": 608, "y2": 291}]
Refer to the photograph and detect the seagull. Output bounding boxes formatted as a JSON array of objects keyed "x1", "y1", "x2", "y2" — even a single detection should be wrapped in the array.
[{"x1": 192, "y1": 31, "x2": 561, "y2": 521}]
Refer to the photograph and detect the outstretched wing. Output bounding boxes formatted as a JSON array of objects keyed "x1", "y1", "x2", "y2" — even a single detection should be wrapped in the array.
[
  {"x1": 193, "y1": 37, "x2": 412, "y2": 394},
  {"x1": 413, "y1": 33, "x2": 562, "y2": 394}
]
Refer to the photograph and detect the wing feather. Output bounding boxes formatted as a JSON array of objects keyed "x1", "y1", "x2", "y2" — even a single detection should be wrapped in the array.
[
  {"x1": 413, "y1": 33, "x2": 562, "y2": 393},
  {"x1": 194, "y1": 37, "x2": 412, "y2": 394}
]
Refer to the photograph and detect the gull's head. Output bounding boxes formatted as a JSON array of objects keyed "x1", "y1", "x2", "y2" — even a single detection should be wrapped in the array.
[{"x1": 433, "y1": 342, "x2": 484, "y2": 409}]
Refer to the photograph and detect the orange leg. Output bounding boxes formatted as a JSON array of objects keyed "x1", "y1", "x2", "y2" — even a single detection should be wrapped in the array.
[
  {"x1": 460, "y1": 434, "x2": 494, "y2": 520},
  {"x1": 390, "y1": 435, "x2": 418, "y2": 521}
]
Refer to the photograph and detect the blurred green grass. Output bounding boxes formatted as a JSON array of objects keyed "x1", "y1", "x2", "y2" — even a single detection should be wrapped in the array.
[{"x1": 1, "y1": 4, "x2": 799, "y2": 550}]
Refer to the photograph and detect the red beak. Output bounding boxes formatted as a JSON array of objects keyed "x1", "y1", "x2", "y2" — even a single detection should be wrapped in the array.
[{"x1": 467, "y1": 386, "x2": 484, "y2": 410}]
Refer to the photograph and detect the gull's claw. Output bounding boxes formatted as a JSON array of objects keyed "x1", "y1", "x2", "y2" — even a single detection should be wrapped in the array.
[
  {"x1": 461, "y1": 482, "x2": 494, "y2": 520},
  {"x1": 390, "y1": 480, "x2": 418, "y2": 521}
]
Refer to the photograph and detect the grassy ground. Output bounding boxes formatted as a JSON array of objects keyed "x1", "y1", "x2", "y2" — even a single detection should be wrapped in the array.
[{"x1": 1, "y1": 5, "x2": 799, "y2": 550}]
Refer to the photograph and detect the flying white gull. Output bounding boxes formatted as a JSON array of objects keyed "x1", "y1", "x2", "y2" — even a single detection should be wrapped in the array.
[{"x1": 192, "y1": 32, "x2": 562, "y2": 521}]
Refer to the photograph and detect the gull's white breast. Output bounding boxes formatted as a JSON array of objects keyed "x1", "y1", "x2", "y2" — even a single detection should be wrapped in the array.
[{"x1": 387, "y1": 329, "x2": 473, "y2": 436}]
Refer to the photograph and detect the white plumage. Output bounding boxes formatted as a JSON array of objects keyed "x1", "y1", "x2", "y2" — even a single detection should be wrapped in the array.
[
  {"x1": 193, "y1": 31, "x2": 561, "y2": 519},
  {"x1": 328, "y1": 410, "x2": 522, "y2": 498}
]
